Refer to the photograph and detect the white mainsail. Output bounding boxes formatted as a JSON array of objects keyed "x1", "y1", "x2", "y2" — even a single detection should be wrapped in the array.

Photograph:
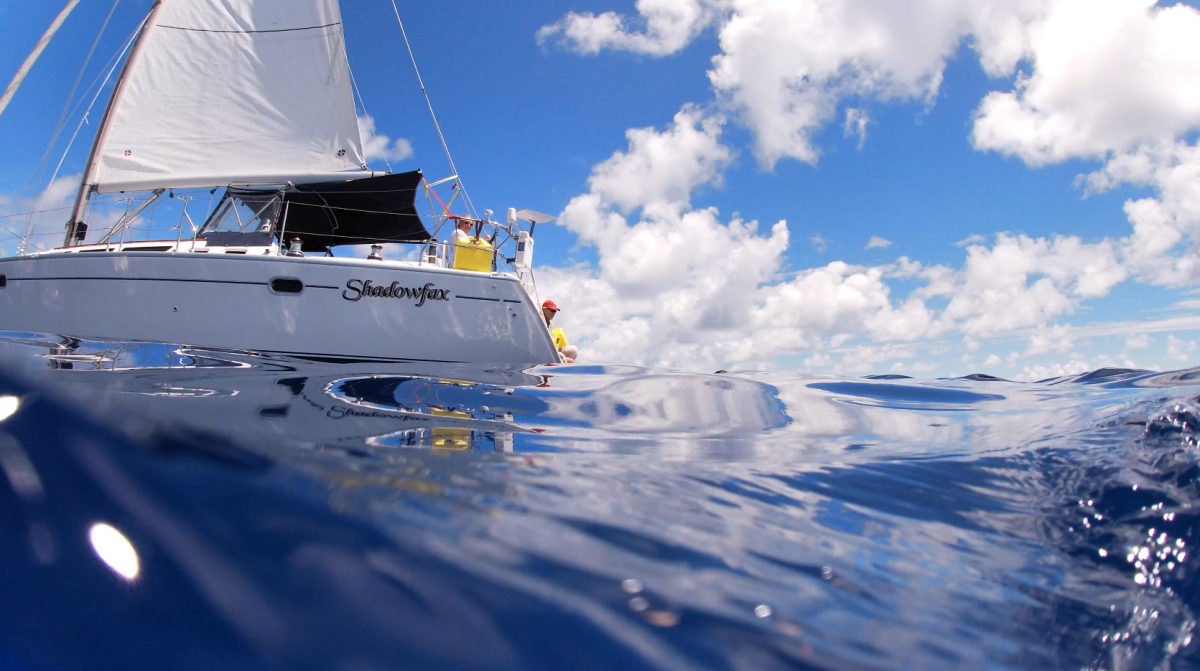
[{"x1": 87, "y1": 0, "x2": 368, "y2": 195}]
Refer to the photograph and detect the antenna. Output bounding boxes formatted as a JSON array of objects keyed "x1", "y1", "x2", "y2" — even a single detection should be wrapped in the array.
[{"x1": 516, "y1": 209, "x2": 556, "y2": 237}]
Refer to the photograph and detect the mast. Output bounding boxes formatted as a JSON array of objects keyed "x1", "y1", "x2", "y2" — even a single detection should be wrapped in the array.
[{"x1": 64, "y1": 1, "x2": 164, "y2": 248}]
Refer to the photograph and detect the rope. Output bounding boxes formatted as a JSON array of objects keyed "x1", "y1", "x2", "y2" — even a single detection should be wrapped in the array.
[{"x1": 389, "y1": 0, "x2": 478, "y2": 219}]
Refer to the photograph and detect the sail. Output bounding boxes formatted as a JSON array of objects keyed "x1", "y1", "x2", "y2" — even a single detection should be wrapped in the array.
[{"x1": 89, "y1": 0, "x2": 368, "y2": 194}]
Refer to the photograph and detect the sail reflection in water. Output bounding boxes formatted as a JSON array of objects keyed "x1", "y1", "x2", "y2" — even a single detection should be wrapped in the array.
[{"x1": 0, "y1": 330, "x2": 1197, "y2": 671}]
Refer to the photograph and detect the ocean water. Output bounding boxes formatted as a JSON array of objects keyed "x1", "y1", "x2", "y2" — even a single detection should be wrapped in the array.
[{"x1": 0, "y1": 332, "x2": 1196, "y2": 671}]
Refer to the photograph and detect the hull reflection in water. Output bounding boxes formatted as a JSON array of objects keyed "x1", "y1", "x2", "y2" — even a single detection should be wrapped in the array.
[
  {"x1": 4, "y1": 331, "x2": 542, "y2": 454},
  {"x1": 0, "y1": 330, "x2": 1198, "y2": 671}
]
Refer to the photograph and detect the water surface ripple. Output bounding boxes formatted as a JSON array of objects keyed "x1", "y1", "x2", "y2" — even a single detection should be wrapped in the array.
[{"x1": 0, "y1": 333, "x2": 1196, "y2": 670}]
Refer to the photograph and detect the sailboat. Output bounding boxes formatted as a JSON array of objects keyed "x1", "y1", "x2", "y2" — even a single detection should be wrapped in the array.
[{"x1": 0, "y1": 0, "x2": 560, "y2": 365}]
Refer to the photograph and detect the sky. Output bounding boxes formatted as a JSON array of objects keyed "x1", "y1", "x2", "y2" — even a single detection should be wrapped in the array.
[{"x1": 0, "y1": 0, "x2": 1199, "y2": 378}]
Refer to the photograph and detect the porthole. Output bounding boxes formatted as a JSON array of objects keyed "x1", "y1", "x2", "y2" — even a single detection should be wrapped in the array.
[{"x1": 269, "y1": 277, "x2": 303, "y2": 295}]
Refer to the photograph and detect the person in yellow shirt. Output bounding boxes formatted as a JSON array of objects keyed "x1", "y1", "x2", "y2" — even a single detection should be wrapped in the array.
[{"x1": 541, "y1": 299, "x2": 575, "y2": 363}]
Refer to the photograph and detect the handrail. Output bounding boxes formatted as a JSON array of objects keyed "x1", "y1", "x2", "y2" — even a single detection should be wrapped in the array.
[{"x1": 98, "y1": 188, "x2": 165, "y2": 244}]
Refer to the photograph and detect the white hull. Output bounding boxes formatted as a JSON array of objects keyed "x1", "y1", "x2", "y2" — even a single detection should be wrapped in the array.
[{"x1": 0, "y1": 253, "x2": 558, "y2": 364}]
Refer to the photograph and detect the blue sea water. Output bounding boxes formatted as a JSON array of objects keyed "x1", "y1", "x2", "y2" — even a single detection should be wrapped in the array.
[{"x1": 0, "y1": 332, "x2": 1196, "y2": 671}]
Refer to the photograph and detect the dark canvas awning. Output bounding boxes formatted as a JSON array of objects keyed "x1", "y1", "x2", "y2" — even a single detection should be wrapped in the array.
[{"x1": 225, "y1": 170, "x2": 431, "y2": 251}]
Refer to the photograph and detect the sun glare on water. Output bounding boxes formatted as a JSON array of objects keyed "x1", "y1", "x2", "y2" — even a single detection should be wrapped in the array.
[{"x1": 88, "y1": 523, "x2": 140, "y2": 581}]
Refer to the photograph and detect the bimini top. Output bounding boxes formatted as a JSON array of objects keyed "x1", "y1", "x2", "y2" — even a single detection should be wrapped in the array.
[{"x1": 214, "y1": 171, "x2": 431, "y2": 251}]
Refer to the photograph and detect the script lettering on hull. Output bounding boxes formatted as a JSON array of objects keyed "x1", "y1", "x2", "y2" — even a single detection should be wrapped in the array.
[{"x1": 343, "y1": 280, "x2": 451, "y2": 306}]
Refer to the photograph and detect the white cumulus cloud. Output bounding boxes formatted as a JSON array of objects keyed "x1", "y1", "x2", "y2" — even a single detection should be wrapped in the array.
[
  {"x1": 587, "y1": 106, "x2": 731, "y2": 215},
  {"x1": 1026, "y1": 323, "x2": 1073, "y2": 355},
  {"x1": 1018, "y1": 359, "x2": 1092, "y2": 382},
  {"x1": 938, "y1": 233, "x2": 1125, "y2": 336},
  {"x1": 809, "y1": 233, "x2": 828, "y2": 254},
  {"x1": 1125, "y1": 333, "x2": 1150, "y2": 350},
  {"x1": 541, "y1": 103, "x2": 1153, "y2": 371},
  {"x1": 1166, "y1": 334, "x2": 1196, "y2": 362},
  {"x1": 357, "y1": 115, "x2": 414, "y2": 164},
  {"x1": 971, "y1": 0, "x2": 1200, "y2": 165},
  {"x1": 537, "y1": 0, "x2": 718, "y2": 56},
  {"x1": 541, "y1": 0, "x2": 1053, "y2": 167},
  {"x1": 544, "y1": 106, "x2": 940, "y2": 369},
  {"x1": 844, "y1": 108, "x2": 870, "y2": 150},
  {"x1": 535, "y1": 0, "x2": 1200, "y2": 373},
  {"x1": 1083, "y1": 140, "x2": 1200, "y2": 287}
]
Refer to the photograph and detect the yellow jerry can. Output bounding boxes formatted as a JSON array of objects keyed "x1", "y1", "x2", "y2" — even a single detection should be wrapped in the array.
[
  {"x1": 430, "y1": 407, "x2": 472, "y2": 450},
  {"x1": 452, "y1": 237, "x2": 493, "y2": 273}
]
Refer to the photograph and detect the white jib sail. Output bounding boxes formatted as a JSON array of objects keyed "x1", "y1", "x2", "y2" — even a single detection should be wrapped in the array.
[{"x1": 89, "y1": 0, "x2": 368, "y2": 194}]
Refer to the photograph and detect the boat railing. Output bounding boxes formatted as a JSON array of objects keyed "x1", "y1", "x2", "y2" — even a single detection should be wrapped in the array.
[
  {"x1": 3, "y1": 200, "x2": 538, "y2": 297},
  {"x1": 30, "y1": 232, "x2": 528, "y2": 278},
  {"x1": 13, "y1": 230, "x2": 518, "y2": 270},
  {"x1": 406, "y1": 239, "x2": 528, "y2": 276}
]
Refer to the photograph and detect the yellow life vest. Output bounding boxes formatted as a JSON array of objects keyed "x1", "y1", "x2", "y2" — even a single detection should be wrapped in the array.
[{"x1": 551, "y1": 326, "x2": 568, "y2": 349}]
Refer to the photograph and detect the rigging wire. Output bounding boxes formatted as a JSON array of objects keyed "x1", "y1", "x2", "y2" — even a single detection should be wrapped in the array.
[
  {"x1": 343, "y1": 51, "x2": 392, "y2": 174},
  {"x1": 18, "y1": 0, "x2": 126, "y2": 253},
  {"x1": 20, "y1": 17, "x2": 139, "y2": 253},
  {"x1": 19, "y1": 0, "x2": 119, "y2": 199},
  {"x1": 39, "y1": 0, "x2": 124, "y2": 184},
  {"x1": 0, "y1": 206, "x2": 71, "y2": 220},
  {"x1": 389, "y1": 0, "x2": 478, "y2": 220}
]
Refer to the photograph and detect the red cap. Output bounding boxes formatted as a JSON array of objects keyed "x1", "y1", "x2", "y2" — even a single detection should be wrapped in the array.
[{"x1": 541, "y1": 300, "x2": 559, "y2": 311}]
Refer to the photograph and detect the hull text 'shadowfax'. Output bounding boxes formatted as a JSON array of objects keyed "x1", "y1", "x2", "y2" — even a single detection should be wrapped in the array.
[{"x1": 343, "y1": 280, "x2": 451, "y2": 306}]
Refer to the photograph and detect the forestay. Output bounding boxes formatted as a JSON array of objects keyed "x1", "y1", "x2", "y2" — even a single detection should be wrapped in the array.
[{"x1": 89, "y1": 0, "x2": 368, "y2": 194}]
